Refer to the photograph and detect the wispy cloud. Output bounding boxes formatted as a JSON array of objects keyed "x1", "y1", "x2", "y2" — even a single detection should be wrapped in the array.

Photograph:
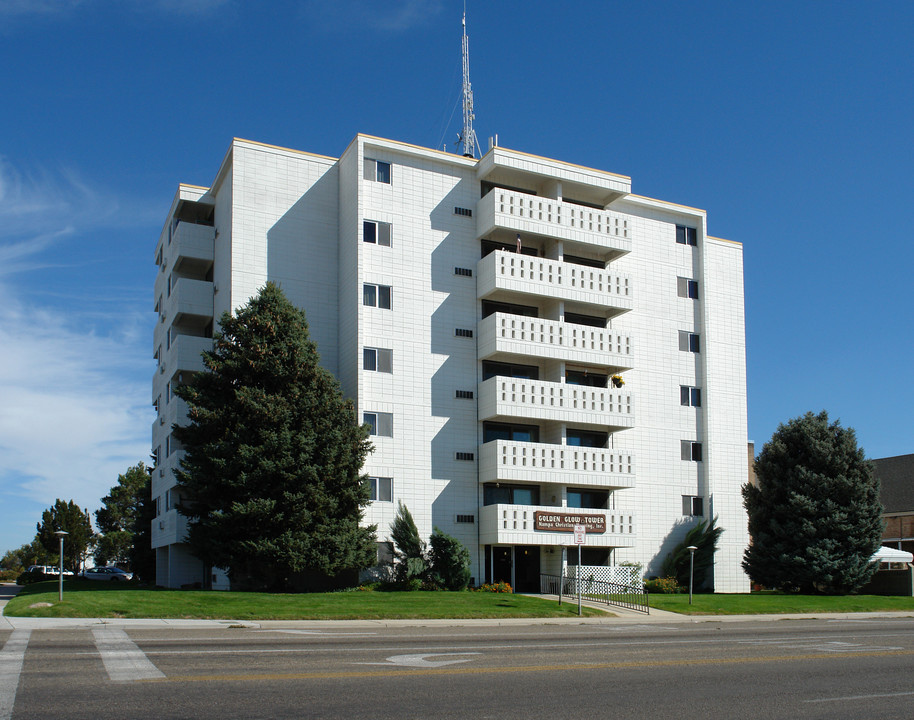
[
  {"x1": 302, "y1": 0, "x2": 444, "y2": 33},
  {"x1": 0, "y1": 156, "x2": 154, "y2": 545},
  {"x1": 0, "y1": 0, "x2": 230, "y2": 20}
]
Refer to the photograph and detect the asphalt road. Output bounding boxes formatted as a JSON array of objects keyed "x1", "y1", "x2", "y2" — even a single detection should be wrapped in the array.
[{"x1": 3, "y1": 616, "x2": 914, "y2": 719}]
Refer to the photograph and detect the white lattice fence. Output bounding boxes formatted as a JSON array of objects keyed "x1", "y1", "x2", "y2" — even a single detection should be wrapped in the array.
[{"x1": 566, "y1": 565, "x2": 643, "y2": 587}]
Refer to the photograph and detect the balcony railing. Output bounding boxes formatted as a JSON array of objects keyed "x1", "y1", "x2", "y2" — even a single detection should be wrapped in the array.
[
  {"x1": 477, "y1": 250, "x2": 632, "y2": 313},
  {"x1": 479, "y1": 440, "x2": 635, "y2": 490},
  {"x1": 478, "y1": 376, "x2": 634, "y2": 429},
  {"x1": 477, "y1": 313, "x2": 633, "y2": 370},
  {"x1": 479, "y1": 503, "x2": 636, "y2": 547},
  {"x1": 477, "y1": 189, "x2": 632, "y2": 256},
  {"x1": 164, "y1": 277, "x2": 213, "y2": 324},
  {"x1": 170, "y1": 221, "x2": 215, "y2": 269}
]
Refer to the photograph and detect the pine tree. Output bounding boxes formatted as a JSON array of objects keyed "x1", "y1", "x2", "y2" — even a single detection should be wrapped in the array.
[
  {"x1": 36, "y1": 499, "x2": 94, "y2": 572},
  {"x1": 173, "y1": 282, "x2": 376, "y2": 591},
  {"x1": 389, "y1": 501, "x2": 427, "y2": 585},
  {"x1": 428, "y1": 528, "x2": 471, "y2": 591},
  {"x1": 742, "y1": 411, "x2": 884, "y2": 594},
  {"x1": 95, "y1": 462, "x2": 149, "y2": 567}
]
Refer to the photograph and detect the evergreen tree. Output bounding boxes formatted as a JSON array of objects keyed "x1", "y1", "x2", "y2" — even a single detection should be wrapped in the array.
[
  {"x1": 95, "y1": 462, "x2": 149, "y2": 566},
  {"x1": 389, "y1": 501, "x2": 427, "y2": 584},
  {"x1": 36, "y1": 499, "x2": 94, "y2": 572},
  {"x1": 428, "y1": 528, "x2": 471, "y2": 591},
  {"x1": 128, "y1": 472, "x2": 156, "y2": 583},
  {"x1": 660, "y1": 516, "x2": 723, "y2": 590},
  {"x1": 173, "y1": 282, "x2": 376, "y2": 591},
  {"x1": 742, "y1": 411, "x2": 884, "y2": 594}
]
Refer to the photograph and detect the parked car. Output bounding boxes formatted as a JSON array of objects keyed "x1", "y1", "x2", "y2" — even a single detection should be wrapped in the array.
[{"x1": 81, "y1": 567, "x2": 133, "y2": 581}]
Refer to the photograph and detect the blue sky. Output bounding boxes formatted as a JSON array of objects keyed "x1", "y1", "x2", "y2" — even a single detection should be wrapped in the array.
[{"x1": 1, "y1": 0, "x2": 912, "y2": 556}]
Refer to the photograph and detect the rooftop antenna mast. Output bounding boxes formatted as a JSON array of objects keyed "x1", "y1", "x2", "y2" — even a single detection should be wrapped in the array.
[{"x1": 460, "y1": 11, "x2": 478, "y2": 158}]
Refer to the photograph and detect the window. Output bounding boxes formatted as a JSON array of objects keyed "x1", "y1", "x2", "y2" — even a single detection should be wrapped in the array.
[
  {"x1": 677, "y1": 277, "x2": 699, "y2": 299},
  {"x1": 455, "y1": 328, "x2": 473, "y2": 338},
  {"x1": 454, "y1": 267, "x2": 473, "y2": 277},
  {"x1": 483, "y1": 421, "x2": 539, "y2": 443},
  {"x1": 376, "y1": 541, "x2": 394, "y2": 564},
  {"x1": 562, "y1": 254, "x2": 605, "y2": 269},
  {"x1": 454, "y1": 206, "x2": 472, "y2": 217},
  {"x1": 456, "y1": 390, "x2": 474, "y2": 399},
  {"x1": 363, "y1": 220, "x2": 392, "y2": 246},
  {"x1": 682, "y1": 495, "x2": 704, "y2": 516},
  {"x1": 456, "y1": 514, "x2": 475, "y2": 524},
  {"x1": 369, "y1": 476, "x2": 393, "y2": 502},
  {"x1": 679, "y1": 331, "x2": 700, "y2": 353},
  {"x1": 364, "y1": 158, "x2": 391, "y2": 183},
  {"x1": 364, "y1": 411, "x2": 393, "y2": 437},
  {"x1": 680, "y1": 386, "x2": 702, "y2": 407},
  {"x1": 483, "y1": 483, "x2": 540, "y2": 506},
  {"x1": 676, "y1": 225, "x2": 697, "y2": 246},
  {"x1": 566, "y1": 370, "x2": 608, "y2": 388},
  {"x1": 456, "y1": 452, "x2": 475, "y2": 461},
  {"x1": 482, "y1": 360, "x2": 539, "y2": 381},
  {"x1": 363, "y1": 347, "x2": 393, "y2": 373},
  {"x1": 567, "y1": 489, "x2": 608, "y2": 509},
  {"x1": 566, "y1": 429, "x2": 609, "y2": 448},
  {"x1": 681, "y1": 441, "x2": 703, "y2": 462},
  {"x1": 567, "y1": 548, "x2": 610, "y2": 566},
  {"x1": 482, "y1": 299, "x2": 538, "y2": 319},
  {"x1": 363, "y1": 283, "x2": 392, "y2": 309},
  {"x1": 564, "y1": 311, "x2": 606, "y2": 328}
]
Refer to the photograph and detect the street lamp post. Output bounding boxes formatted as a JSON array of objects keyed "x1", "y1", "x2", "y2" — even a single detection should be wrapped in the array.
[
  {"x1": 54, "y1": 531, "x2": 69, "y2": 602},
  {"x1": 686, "y1": 545, "x2": 698, "y2": 605}
]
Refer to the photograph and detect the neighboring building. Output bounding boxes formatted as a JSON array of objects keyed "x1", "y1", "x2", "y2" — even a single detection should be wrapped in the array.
[
  {"x1": 874, "y1": 453, "x2": 914, "y2": 555},
  {"x1": 151, "y1": 135, "x2": 750, "y2": 592}
]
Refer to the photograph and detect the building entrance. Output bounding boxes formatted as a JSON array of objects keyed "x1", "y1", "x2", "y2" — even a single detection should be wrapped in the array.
[{"x1": 485, "y1": 545, "x2": 541, "y2": 593}]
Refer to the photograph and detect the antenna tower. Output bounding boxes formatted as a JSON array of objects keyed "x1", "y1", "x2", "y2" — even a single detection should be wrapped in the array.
[{"x1": 460, "y1": 12, "x2": 478, "y2": 158}]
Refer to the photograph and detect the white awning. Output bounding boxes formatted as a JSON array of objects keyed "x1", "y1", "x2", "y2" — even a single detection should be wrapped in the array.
[{"x1": 871, "y1": 546, "x2": 914, "y2": 563}]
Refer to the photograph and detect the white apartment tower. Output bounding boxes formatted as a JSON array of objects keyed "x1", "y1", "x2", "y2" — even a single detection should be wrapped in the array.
[{"x1": 152, "y1": 135, "x2": 750, "y2": 592}]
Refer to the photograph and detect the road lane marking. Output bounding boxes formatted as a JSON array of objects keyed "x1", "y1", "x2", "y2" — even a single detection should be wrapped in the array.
[
  {"x1": 358, "y1": 652, "x2": 481, "y2": 668},
  {"x1": 92, "y1": 627, "x2": 165, "y2": 683},
  {"x1": 738, "y1": 640, "x2": 902, "y2": 653},
  {"x1": 0, "y1": 630, "x2": 30, "y2": 720},
  {"x1": 156, "y1": 648, "x2": 914, "y2": 683},
  {"x1": 807, "y1": 690, "x2": 914, "y2": 703},
  {"x1": 255, "y1": 630, "x2": 378, "y2": 637}
]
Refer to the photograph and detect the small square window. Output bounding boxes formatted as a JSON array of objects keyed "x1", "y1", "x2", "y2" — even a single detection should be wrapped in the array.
[
  {"x1": 363, "y1": 220, "x2": 392, "y2": 247},
  {"x1": 364, "y1": 411, "x2": 393, "y2": 437},
  {"x1": 677, "y1": 277, "x2": 699, "y2": 299},
  {"x1": 682, "y1": 495, "x2": 704, "y2": 516},
  {"x1": 676, "y1": 225, "x2": 697, "y2": 246},
  {"x1": 364, "y1": 347, "x2": 393, "y2": 373},
  {"x1": 455, "y1": 328, "x2": 473, "y2": 338},
  {"x1": 681, "y1": 441, "x2": 702, "y2": 462},
  {"x1": 363, "y1": 283, "x2": 392, "y2": 309},
  {"x1": 679, "y1": 331, "x2": 700, "y2": 353},
  {"x1": 369, "y1": 476, "x2": 393, "y2": 502},
  {"x1": 364, "y1": 158, "x2": 391, "y2": 184},
  {"x1": 680, "y1": 386, "x2": 701, "y2": 407}
]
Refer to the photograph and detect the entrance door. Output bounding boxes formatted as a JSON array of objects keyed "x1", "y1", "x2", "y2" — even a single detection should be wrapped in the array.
[
  {"x1": 514, "y1": 545, "x2": 541, "y2": 593},
  {"x1": 491, "y1": 547, "x2": 512, "y2": 585}
]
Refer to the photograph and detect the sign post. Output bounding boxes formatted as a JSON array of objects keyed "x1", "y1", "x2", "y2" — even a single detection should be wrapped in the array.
[{"x1": 573, "y1": 524, "x2": 586, "y2": 616}]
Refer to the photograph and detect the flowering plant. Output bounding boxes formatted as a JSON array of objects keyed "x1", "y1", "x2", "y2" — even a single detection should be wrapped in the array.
[{"x1": 611, "y1": 375, "x2": 624, "y2": 388}]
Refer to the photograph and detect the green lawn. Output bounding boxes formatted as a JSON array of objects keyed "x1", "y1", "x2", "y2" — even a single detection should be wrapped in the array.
[
  {"x1": 649, "y1": 592, "x2": 914, "y2": 615},
  {"x1": 4, "y1": 581, "x2": 605, "y2": 620}
]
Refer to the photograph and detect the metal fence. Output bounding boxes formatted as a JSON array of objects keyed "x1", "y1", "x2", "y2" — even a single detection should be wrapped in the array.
[{"x1": 540, "y1": 573, "x2": 650, "y2": 614}]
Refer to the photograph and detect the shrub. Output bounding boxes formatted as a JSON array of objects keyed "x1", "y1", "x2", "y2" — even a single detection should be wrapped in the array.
[
  {"x1": 427, "y1": 528, "x2": 471, "y2": 591},
  {"x1": 16, "y1": 570, "x2": 49, "y2": 586},
  {"x1": 644, "y1": 577, "x2": 682, "y2": 594}
]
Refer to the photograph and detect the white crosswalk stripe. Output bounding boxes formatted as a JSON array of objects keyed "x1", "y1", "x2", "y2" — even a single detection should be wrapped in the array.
[
  {"x1": 0, "y1": 630, "x2": 30, "y2": 720},
  {"x1": 92, "y1": 627, "x2": 165, "y2": 682}
]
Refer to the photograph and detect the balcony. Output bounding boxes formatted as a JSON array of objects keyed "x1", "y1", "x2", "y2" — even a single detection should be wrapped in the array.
[
  {"x1": 478, "y1": 313, "x2": 633, "y2": 371},
  {"x1": 478, "y1": 376, "x2": 634, "y2": 430},
  {"x1": 479, "y1": 440, "x2": 635, "y2": 491},
  {"x1": 477, "y1": 250, "x2": 632, "y2": 315},
  {"x1": 477, "y1": 189, "x2": 632, "y2": 258},
  {"x1": 479, "y1": 503, "x2": 636, "y2": 547},
  {"x1": 170, "y1": 221, "x2": 214, "y2": 273},
  {"x1": 170, "y1": 334, "x2": 211, "y2": 374},
  {"x1": 164, "y1": 277, "x2": 213, "y2": 325},
  {"x1": 151, "y1": 508, "x2": 189, "y2": 548}
]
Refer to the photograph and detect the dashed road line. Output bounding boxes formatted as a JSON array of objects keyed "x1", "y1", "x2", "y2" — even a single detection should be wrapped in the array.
[
  {"x1": 92, "y1": 627, "x2": 165, "y2": 683},
  {"x1": 807, "y1": 690, "x2": 914, "y2": 703},
  {"x1": 0, "y1": 630, "x2": 30, "y2": 720}
]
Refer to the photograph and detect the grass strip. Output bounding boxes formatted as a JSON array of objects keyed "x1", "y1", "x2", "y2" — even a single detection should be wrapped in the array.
[
  {"x1": 648, "y1": 592, "x2": 914, "y2": 615},
  {"x1": 4, "y1": 581, "x2": 605, "y2": 620}
]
